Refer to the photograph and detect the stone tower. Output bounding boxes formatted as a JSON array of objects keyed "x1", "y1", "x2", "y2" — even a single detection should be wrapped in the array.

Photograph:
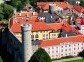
[{"x1": 21, "y1": 24, "x2": 32, "y2": 62}]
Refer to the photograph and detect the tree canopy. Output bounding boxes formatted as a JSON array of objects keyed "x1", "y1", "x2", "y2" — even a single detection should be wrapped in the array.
[
  {"x1": 80, "y1": 0, "x2": 84, "y2": 7},
  {"x1": 0, "y1": 4, "x2": 14, "y2": 20},
  {"x1": 29, "y1": 48, "x2": 51, "y2": 62}
]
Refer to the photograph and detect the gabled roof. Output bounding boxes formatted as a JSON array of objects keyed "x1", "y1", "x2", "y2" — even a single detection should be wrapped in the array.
[
  {"x1": 10, "y1": 21, "x2": 51, "y2": 32},
  {"x1": 40, "y1": 35, "x2": 84, "y2": 47},
  {"x1": 73, "y1": 5, "x2": 84, "y2": 13}
]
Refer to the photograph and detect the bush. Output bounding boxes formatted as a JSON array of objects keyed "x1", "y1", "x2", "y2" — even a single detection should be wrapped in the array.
[{"x1": 29, "y1": 48, "x2": 52, "y2": 62}]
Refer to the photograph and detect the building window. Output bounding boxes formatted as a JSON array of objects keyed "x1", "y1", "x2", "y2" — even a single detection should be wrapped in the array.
[
  {"x1": 74, "y1": 48, "x2": 76, "y2": 50},
  {"x1": 56, "y1": 51, "x2": 58, "y2": 53},
  {"x1": 61, "y1": 54, "x2": 63, "y2": 56},
  {"x1": 65, "y1": 45, "x2": 67, "y2": 47},
  {"x1": 52, "y1": 51, "x2": 54, "y2": 53},
  {"x1": 43, "y1": 34, "x2": 45, "y2": 37},
  {"x1": 48, "y1": 48, "x2": 50, "y2": 50},
  {"x1": 74, "y1": 44, "x2": 76, "y2": 46},
  {"x1": 52, "y1": 47, "x2": 54, "y2": 49},
  {"x1": 54, "y1": 34, "x2": 56, "y2": 36},
  {"x1": 81, "y1": 47, "x2": 83, "y2": 49},
  {"x1": 74, "y1": 52, "x2": 76, "y2": 54},
  {"x1": 56, "y1": 55, "x2": 58, "y2": 57},
  {"x1": 65, "y1": 49, "x2": 67, "y2": 51},
  {"x1": 69, "y1": 45, "x2": 71, "y2": 47},
  {"x1": 46, "y1": 34, "x2": 48, "y2": 36},
  {"x1": 69, "y1": 53, "x2": 71, "y2": 55},
  {"x1": 61, "y1": 49, "x2": 63, "y2": 52},
  {"x1": 46, "y1": 37, "x2": 48, "y2": 39},
  {"x1": 81, "y1": 43, "x2": 83, "y2": 45},
  {"x1": 69, "y1": 49, "x2": 71, "y2": 51},
  {"x1": 31, "y1": 35, "x2": 34, "y2": 38},
  {"x1": 61, "y1": 46, "x2": 63, "y2": 48},
  {"x1": 48, "y1": 51, "x2": 50, "y2": 54},
  {"x1": 35, "y1": 34, "x2": 38, "y2": 38}
]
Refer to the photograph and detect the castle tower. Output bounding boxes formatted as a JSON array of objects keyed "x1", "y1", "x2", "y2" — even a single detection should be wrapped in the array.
[
  {"x1": 49, "y1": 3, "x2": 56, "y2": 13},
  {"x1": 21, "y1": 24, "x2": 32, "y2": 62}
]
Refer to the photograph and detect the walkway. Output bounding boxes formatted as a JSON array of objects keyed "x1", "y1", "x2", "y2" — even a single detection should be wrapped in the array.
[{"x1": 52, "y1": 57, "x2": 82, "y2": 62}]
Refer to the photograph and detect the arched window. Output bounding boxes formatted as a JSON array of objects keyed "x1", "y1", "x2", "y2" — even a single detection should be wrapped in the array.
[{"x1": 35, "y1": 34, "x2": 38, "y2": 38}]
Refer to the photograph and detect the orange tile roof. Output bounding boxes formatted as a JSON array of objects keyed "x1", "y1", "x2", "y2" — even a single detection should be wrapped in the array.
[
  {"x1": 11, "y1": 23, "x2": 21, "y2": 32},
  {"x1": 74, "y1": 5, "x2": 84, "y2": 13},
  {"x1": 62, "y1": 21, "x2": 82, "y2": 35},
  {"x1": 47, "y1": 23, "x2": 62, "y2": 30},
  {"x1": 55, "y1": 2, "x2": 70, "y2": 9},
  {"x1": 40, "y1": 35, "x2": 84, "y2": 47},
  {"x1": 10, "y1": 21, "x2": 51, "y2": 32},
  {"x1": 36, "y1": 2, "x2": 71, "y2": 10}
]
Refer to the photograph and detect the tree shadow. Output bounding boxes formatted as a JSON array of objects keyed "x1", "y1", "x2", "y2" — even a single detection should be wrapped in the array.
[{"x1": 78, "y1": 50, "x2": 84, "y2": 58}]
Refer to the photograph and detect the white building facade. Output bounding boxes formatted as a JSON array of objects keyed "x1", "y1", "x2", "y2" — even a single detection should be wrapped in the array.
[{"x1": 42, "y1": 42, "x2": 84, "y2": 59}]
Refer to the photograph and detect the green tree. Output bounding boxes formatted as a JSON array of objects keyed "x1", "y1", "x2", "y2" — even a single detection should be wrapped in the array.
[
  {"x1": 0, "y1": 6, "x2": 4, "y2": 20},
  {"x1": 80, "y1": 0, "x2": 84, "y2": 7},
  {"x1": 17, "y1": 1, "x2": 24, "y2": 11},
  {"x1": 0, "y1": 14, "x2": 4, "y2": 20},
  {"x1": 9, "y1": 0, "x2": 18, "y2": 8},
  {"x1": 1, "y1": 4, "x2": 14, "y2": 20},
  {"x1": 29, "y1": 48, "x2": 51, "y2": 62},
  {"x1": 24, "y1": 0, "x2": 30, "y2": 3}
]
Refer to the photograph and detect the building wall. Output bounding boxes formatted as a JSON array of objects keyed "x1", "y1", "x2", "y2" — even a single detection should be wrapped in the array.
[
  {"x1": 50, "y1": 31, "x2": 60, "y2": 39},
  {"x1": 43, "y1": 42, "x2": 84, "y2": 59},
  {"x1": 14, "y1": 30, "x2": 60, "y2": 41}
]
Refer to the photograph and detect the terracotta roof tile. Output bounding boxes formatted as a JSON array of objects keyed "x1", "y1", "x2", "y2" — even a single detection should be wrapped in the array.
[
  {"x1": 74, "y1": 5, "x2": 84, "y2": 13},
  {"x1": 10, "y1": 21, "x2": 51, "y2": 32},
  {"x1": 40, "y1": 35, "x2": 84, "y2": 47},
  {"x1": 47, "y1": 23, "x2": 62, "y2": 30},
  {"x1": 36, "y1": 2, "x2": 71, "y2": 10},
  {"x1": 55, "y1": 2, "x2": 70, "y2": 9}
]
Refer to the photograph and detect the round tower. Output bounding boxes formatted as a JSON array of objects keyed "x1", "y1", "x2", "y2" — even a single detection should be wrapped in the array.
[
  {"x1": 21, "y1": 24, "x2": 32, "y2": 62},
  {"x1": 49, "y1": 3, "x2": 56, "y2": 13}
]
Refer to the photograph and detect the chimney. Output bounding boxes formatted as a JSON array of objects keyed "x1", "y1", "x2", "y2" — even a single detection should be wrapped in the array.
[{"x1": 21, "y1": 24, "x2": 32, "y2": 62}]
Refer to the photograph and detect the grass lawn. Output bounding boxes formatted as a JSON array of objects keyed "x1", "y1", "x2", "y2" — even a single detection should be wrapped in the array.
[{"x1": 65, "y1": 59, "x2": 84, "y2": 62}]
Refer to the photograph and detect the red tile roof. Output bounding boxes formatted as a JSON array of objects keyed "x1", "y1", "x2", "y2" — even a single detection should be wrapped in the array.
[
  {"x1": 10, "y1": 21, "x2": 51, "y2": 32},
  {"x1": 55, "y1": 2, "x2": 71, "y2": 9},
  {"x1": 47, "y1": 23, "x2": 62, "y2": 30},
  {"x1": 74, "y1": 5, "x2": 84, "y2": 13},
  {"x1": 40, "y1": 35, "x2": 84, "y2": 47},
  {"x1": 36, "y1": 2, "x2": 71, "y2": 10},
  {"x1": 10, "y1": 19, "x2": 81, "y2": 35},
  {"x1": 10, "y1": 23, "x2": 21, "y2": 32},
  {"x1": 62, "y1": 21, "x2": 82, "y2": 35},
  {"x1": 76, "y1": 17, "x2": 84, "y2": 25}
]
